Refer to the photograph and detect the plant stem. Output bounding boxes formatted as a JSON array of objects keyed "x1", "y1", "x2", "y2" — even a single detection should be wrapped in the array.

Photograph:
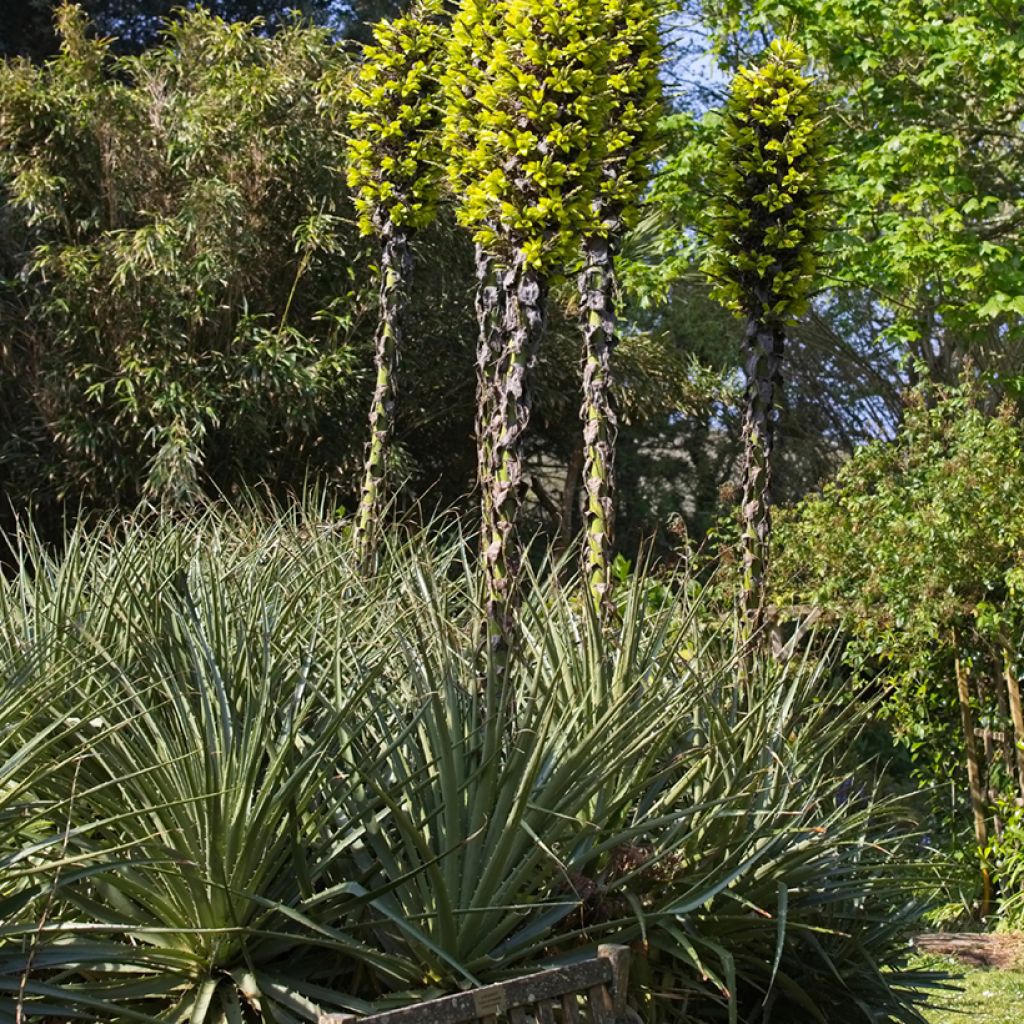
[
  {"x1": 578, "y1": 232, "x2": 618, "y2": 618},
  {"x1": 356, "y1": 223, "x2": 412, "y2": 568},
  {"x1": 475, "y1": 243, "x2": 504, "y2": 564},
  {"x1": 955, "y1": 631, "x2": 991, "y2": 916},
  {"x1": 739, "y1": 309, "x2": 784, "y2": 644},
  {"x1": 1002, "y1": 643, "x2": 1024, "y2": 800},
  {"x1": 483, "y1": 254, "x2": 545, "y2": 652}
]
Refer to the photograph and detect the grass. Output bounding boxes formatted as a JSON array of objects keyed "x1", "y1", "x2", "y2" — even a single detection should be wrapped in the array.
[{"x1": 920, "y1": 961, "x2": 1024, "y2": 1024}]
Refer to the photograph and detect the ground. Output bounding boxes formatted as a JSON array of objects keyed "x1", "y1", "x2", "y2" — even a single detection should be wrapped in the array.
[
  {"x1": 915, "y1": 933, "x2": 1024, "y2": 1024},
  {"x1": 914, "y1": 932, "x2": 1024, "y2": 970}
]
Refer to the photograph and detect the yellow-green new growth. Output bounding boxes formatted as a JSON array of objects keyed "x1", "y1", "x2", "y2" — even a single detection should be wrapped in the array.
[
  {"x1": 441, "y1": 0, "x2": 612, "y2": 271},
  {"x1": 702, "y1": 40, "x2": 827, "y2": 648},
  {"x1": 703, "y1": 39, "x2": 825, "y2": 322},
  {"x1": 594, "y1": 0, "x2": 663, "y2": 230},
  {"x1": 346, "y1": 0, "x2": 446, "y2": 236}
]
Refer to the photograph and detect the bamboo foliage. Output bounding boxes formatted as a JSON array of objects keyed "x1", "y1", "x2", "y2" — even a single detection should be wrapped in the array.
[
  {"x1": 0, "y1": 7, "x2": 358, "y2": 509},
  {"x1": 702, "y1": 40, "x2": 826, "y2": 641},
  {"x1": 345, "y1": 0, "x2": 446, "y2": 565}
]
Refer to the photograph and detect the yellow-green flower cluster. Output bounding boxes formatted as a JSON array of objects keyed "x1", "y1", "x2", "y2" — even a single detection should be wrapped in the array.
[
  {"x1": 703, "y1": 40, "x2": 826, "y2": 322},
  {"x1": 346, "y1": 0, "x2": 446, "y2": 237},
  {"x1": 441, "y1": 0, "x2": 612, "y2": 271},
  {"x1": 596, "y1": 0, "x2": 663, "y2": 229}
]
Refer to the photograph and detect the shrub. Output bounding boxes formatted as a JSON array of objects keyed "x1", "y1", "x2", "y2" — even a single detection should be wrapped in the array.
[
  {"x1": 0, "y1": 505, "x2": 937, "y2": 1022},
  {"x1": 773, "y1": 380, "x2": 1024, "y2": 917}
]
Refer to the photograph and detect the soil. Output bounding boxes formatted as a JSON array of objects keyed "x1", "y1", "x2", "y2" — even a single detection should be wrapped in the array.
[{"x1": 913, "y1": 932, "x2": 1024, "y2": 970}]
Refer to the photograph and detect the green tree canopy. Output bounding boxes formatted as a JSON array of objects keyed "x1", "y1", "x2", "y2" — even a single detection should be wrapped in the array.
[
  {"x1": 0, "y1": 0, "x2": 356, "y2": 59},
  {"x1": 699, "y1": 0, "x2": 1024, "y2": 386}
]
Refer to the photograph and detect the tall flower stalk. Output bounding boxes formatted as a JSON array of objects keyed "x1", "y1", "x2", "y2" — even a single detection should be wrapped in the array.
[
  {"x1": 442, "y1": 0, "x2": 609, "y2": 647},
  {"x1": 578, "y1": 0, "x2": 662, "y2": 616},
  {"x1": 345, "y1": 0, "x2": 445, "y2": 567},
  {"x1": 702, "y1": 40, "x2": 826, "y2": 643}
]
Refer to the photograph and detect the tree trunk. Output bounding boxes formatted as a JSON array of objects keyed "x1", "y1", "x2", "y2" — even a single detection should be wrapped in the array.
[
  {"x1": 1003, "y1": 644, "x2": 1024, "y2": 801},
  {"x1": 482, "y1": 254, "x2": 545, "y2": 649},
  {"x1": 993, "y1": 662, "x2": 1017, "y2": 794},
  {"x1": 578, "y1": 233, "x2": 618, "y2": 617},
  {"x1": 556, "y1": 441, "x2": 584, "y2": 559},
  {"x1": 955, "y1": 635, "x2": 991, "y2": 916},
  {"x1": 355, "y1": 224, "x2": 412, "y2": 567},
  {"x1": 739, "y1": 312, "x2": 784, "y2": 642}
]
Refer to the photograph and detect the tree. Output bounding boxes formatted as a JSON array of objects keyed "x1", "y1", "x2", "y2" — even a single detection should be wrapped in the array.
[
  {"x1": 0, "y1": 5, "x2": 363, "y2": 512},
  {"x1": 0, "y1": 0, "x2": 347, "y2": 60},
  {"x1": 441, "y1": 0, "x2": 609, "y2": 643},
  {"x1": 344, "y1": 0, "x2": 445, "y2": 565},
  {"x1": 576, "y1": 0, "x2": 661, "y2": 613},
  {"x1": 702, "y1": 39, "x2": 825, "y2": 640}
]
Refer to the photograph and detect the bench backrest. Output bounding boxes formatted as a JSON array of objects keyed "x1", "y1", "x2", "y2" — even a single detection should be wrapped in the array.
[{"x1": 318, "y1": 944, "x2": 631, "y2": 1024}]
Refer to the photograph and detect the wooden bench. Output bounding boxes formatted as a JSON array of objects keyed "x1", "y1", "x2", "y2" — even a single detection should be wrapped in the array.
[{"x1": 319, "y1": 944, "x2": 631, "y2": 1024}]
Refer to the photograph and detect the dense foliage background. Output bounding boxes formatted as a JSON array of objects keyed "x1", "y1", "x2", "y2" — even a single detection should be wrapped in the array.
[
  {"x1": 1, "y1": 3, "x2": 1019, "y2": 548},
  {"x1": 0, "y1": 3, "x2": 712, "y2": 547},
  {"x1": 0, "y1": 2, "x2": 1019, "y2": 1015}
]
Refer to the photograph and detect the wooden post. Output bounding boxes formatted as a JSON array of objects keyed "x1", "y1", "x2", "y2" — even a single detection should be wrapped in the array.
[
  {"x1": 982, "y1": 699, "x2": 995, "y2": 775},
  {"x1": 954, "y1": 633, "x2": 991, "y2": 916},
  {"x1": 993, "y1": 671, "x2": 1017, "y2": 784},
  {"x1": 597, "y1": 943, "x2": 630, "y2": 1020}
]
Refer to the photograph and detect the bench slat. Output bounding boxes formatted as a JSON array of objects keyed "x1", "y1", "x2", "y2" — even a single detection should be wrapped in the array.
[
  {"x1": 320, "y1": 960, "x2": 610, "y2": 1024},
  {"x1": 561, "y1": 992, "x2": 580, "y2": 1024},
  {"x1": 318, "y1": 945, "x2": 632, "y2": 1024},
  {"x1": 586, "y1": 984, "x2": 613, "y2": 1024}
]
